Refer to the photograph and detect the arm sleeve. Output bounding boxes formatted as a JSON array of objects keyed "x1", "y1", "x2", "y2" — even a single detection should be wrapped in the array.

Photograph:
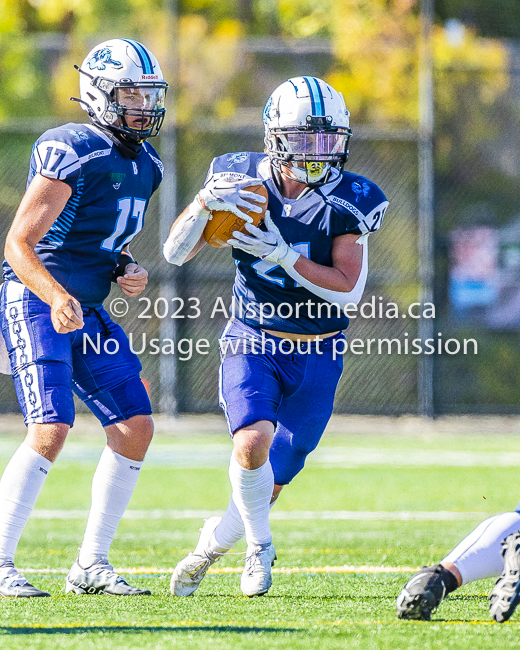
[{"x1": 285, "y1": 235, "x2": 369, "y2": 308}]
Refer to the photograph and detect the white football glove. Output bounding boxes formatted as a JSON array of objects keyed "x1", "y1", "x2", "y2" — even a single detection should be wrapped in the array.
[
  {"x1": 228, "y1": 212, "x2": 300, "y2": 270},
  {"x1": 199, "y1": 176, "x2": 266, "y2": 222}
]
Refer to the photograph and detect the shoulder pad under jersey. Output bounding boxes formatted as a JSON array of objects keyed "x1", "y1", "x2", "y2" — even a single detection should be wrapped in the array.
[
  {"x1": 322, "y1": 172, "x2": 389, "y2": 234},
  {"x1": 32, "y1": 123, "x2": 112, "y2": 182},
  {"x1": 205, "y1": 152, "x2": 269, "y2": 185}
]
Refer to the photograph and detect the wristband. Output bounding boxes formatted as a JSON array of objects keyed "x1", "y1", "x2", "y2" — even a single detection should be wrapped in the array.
[{"x1": 112, "y1": 252, "x2": 136, "y2": 282}]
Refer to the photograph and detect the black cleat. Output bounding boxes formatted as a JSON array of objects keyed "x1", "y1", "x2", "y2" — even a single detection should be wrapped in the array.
[
  {"x1": 490, "y1": 531, "x2": 520, "y2": 623},
  {"x1": 397, "y1": 565, "x2": 458, "y2": 620}
]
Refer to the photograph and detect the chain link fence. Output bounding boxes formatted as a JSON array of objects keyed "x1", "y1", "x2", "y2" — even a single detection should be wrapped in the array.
[
  {"x1": 434, "y1": 48, "x2": 520, "y2": 413},
  {"x1": 0, "y1": 124, "x2": 419, "y2": 415},
  {"x1": 0, "y1": 44, "x2": 518, "y2": 416}
]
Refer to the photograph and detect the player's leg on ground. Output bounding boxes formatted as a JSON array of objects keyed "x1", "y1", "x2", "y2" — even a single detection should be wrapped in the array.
[
  {"x1": 215, "y1": 323, "x2": 284, "y2": 596},
  {"x1": 397, "y1": 511, "x2": 520, "y2": 620},
  {"x1": 170, "y1": 486, "x2": 283, "y2": 597},
  {"x1": 442, "y1": 512, "x2": 520, "y2": 583},
  {"x1": 174, "y1": 321, "x2": 336, "y2": 598},
  {"x1": 0, "y1": 282, "x2": 77, "y2": 595},
  {"x1": 66, "y1": 311, "x2": 153, "y2": 594},
  {"x1": 490, "y1": 531, "x2": 520, "y2": 622},
  {"x1": 231, "y1": 420, "x2": 277, "y2": 597},
  {"x1": 67, "y1": 415, "x2": 153, "y2": 596},
  {"x1": 195, "y1": 321, "x2": 320, "y2": 597},
  {"x1": 441, "y1": 511, "x2": 520, "y2": 623},
  {"x1": 241, "y1": 344, "x2": 342, "y2": 597},
  {"x1": 0, "y1": 422, "x2": 68, "y2": 597}
]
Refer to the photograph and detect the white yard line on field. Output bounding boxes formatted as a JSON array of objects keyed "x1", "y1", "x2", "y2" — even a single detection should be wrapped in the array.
[
  {"x1": 0, "y1": 441, "x2": 519, "y2": 467},
  {"x1": 30, "y1": 509, "x2": 490, "y2": 520},
  {"x1": 21, "y1": 565, "x2": 419, "y2": 576}
]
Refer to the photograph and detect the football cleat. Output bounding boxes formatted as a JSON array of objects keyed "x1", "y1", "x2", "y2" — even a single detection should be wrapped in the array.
[
  {"x1": 0, "y1": 561, "x2": 50, "y2": 598},
  {"x1": 66, "y1": 557, "x2": 151, "y2": 595},
  {"x1": 241, "y1": 542, "x2": 277, "y2": 597},
  {"x1": 490, "y1": 531, "x2": 520, "y2": 622},
  {"x1": 170, "y1": 517, "x2": 223, "y2": 597},
  {"x1": 397, "y1": 565, "x2": 458, "y2": 620}
]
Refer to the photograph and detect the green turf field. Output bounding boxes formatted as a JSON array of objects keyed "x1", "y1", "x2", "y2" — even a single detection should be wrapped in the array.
[{"x1": 1, "y1": 414, "x2": 520, "y2": 649}]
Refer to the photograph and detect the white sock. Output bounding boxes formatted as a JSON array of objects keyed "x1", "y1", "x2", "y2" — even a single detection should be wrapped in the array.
[
  {"x1": 211, "y1": 496, "x2": 245, "y2": 554},
  {"x1": 79, "y1": 447, "x2": 142, "y2": 568},
  {"x1": 0, "y1": 443, "x2": 52, "y2": 562},
  {"x1": 211, "y1": 496, "x2": 280, "y2": 555},
  {"x1": 443, "y1": 511, "x2": 520, "y2": 584},
  {"x1": 228, "y1": 454, "x2": 273, "y2": 549}
]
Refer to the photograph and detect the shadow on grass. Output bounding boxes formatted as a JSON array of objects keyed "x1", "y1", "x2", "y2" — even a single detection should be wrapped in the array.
[
  {"x1": 0, "y1": 625, "x2": 297, "y2": 636},
  {"x1": 434, "y1": 619, "x2": 520, "y2": 624}
]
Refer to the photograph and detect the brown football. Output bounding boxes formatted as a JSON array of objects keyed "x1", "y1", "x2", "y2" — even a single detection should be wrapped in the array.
[{"x1": 203, "y1": 183, "x2": 268, "y2": 248}]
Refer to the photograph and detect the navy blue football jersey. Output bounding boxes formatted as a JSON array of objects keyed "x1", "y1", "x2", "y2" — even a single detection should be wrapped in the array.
[
  {"x1": 205, "y1": 152, "x2": 388, "y2": 335},
  {"x1": 3, "y1": 123, "x2": 163, "y2": 307}
]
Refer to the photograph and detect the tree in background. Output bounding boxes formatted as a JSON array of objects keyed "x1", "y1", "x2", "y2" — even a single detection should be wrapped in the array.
[
  {"x1": 0, "y1": 0, "x2": 512, "y2": 130},
  {"x1": 270, "y1": 0, "x2": 509, "y2": 129},
  {"x1": 0, "y1": 0, "x2": 247, "y2": 125},
  {"x1": 1, "y1": 0, "x2": 519, "y2": 411}
]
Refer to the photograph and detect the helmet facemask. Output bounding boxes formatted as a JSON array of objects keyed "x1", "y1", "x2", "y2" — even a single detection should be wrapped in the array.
[
  {"x1": 74, "y1": 40, "x2": 168, "y2": 143},
  {"x1": 265, "y1": 116, "x2": 352, "y2": 186},
  {"x1": 80, "y1": 70, "x2": 167, "y2": 142},
  {"x1": 263, "y1": 77, "x2": 353, "y2": 187}
]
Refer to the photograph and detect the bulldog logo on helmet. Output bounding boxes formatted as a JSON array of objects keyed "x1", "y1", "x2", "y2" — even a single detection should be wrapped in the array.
[{"x1": 87, "y1": 48, "x2": 123, "y2": 71}]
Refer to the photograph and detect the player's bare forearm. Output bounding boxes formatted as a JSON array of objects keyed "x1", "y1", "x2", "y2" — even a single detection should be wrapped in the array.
[
  {"x1": 293, "y1": 256, "x2": 354, "y2": 292},
  {"x1": 5, "y1": 238, "x2": 66, "y2": 303},
  {"x1": 5, "y1": 174, "x2": 83, "y2": 332},
  {"x1": 292, "y1": 233, "x2": 363, "y2": 292},
  {"x1": 5, "y1": 176, "x2": 72, "y2": 304}
]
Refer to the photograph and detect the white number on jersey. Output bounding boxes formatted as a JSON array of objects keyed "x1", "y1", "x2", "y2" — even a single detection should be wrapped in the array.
[
  {"x1": 252, "y1": 242, "x2": 310, "y2": 288},
  {"x1": 359, "y1": 201, "x2": 389, "y2": 234},
  {"x1": 34, "y1": 140, "x2": 80, "y2": 181},
  {"x1": 101, "y1": 197, "x2": 147, "y2": 252}
]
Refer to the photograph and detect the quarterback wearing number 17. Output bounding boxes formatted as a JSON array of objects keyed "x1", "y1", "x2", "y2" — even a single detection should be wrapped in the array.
[
  {"x1": 0, "y1": 39, "x2": 167, "y2": 597},
  {"x1": 164, "y1": 77, "x2": 389, "y2": 597}
]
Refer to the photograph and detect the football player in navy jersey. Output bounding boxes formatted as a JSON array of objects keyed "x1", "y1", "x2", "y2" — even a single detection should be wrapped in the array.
[
  {"x1": 164, "y1": 76, "x2": 388, "y2": 597},
  {"x1": 0, "y1": 39, "x2": 167, "y2": 597}
]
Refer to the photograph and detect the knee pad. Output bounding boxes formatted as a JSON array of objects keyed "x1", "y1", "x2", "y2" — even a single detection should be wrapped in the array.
[{"x1": 269, "y1": 432, "x2": 308, "y2": 486}]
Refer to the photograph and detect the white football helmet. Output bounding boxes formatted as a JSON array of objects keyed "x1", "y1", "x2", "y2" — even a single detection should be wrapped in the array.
[
  {"x1": 74, "y1": 39, "x2": 168, "y2": 142},
  {"x1": 263, "y1": 76, "x2": 352, "y2": 186}
]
